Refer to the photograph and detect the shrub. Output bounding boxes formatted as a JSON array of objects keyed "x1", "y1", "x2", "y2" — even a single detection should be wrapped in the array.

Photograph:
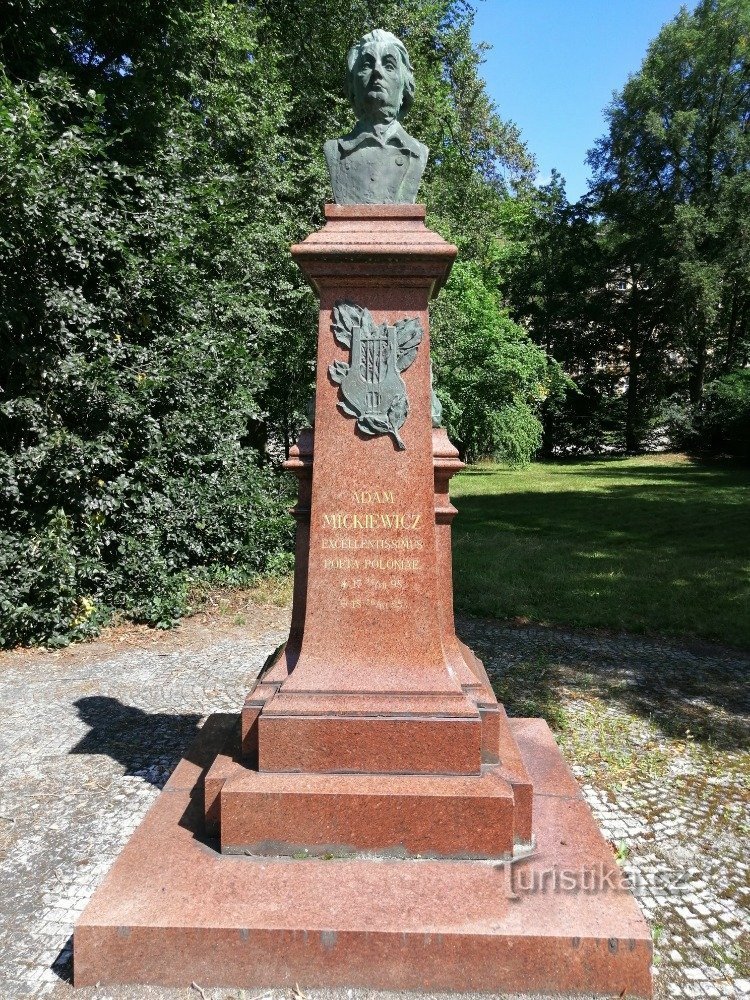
[
  {"x1": 698, "y1": 369, "x2": 750, "y2": 462},
  {"x1": 431, "y1": 262, "x2": 559, "y2": 465},
  {"x1": 657, "y1": 395, "x2": 700, "y2": 451},
  {"x1": 0, "y1": 68, "x2": 295, "y2": 648},
  {"x1": 541, "y1": 379, "x2": 626, "y2": 456}
]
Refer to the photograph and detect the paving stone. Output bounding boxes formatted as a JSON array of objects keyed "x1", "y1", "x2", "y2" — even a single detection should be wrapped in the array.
[
  {"x1": 0, "y1": 612, "x2": 748, "y2": 999},
  {"x1": 458, "y1": 618, "x2": 750, "y2": 1000}
]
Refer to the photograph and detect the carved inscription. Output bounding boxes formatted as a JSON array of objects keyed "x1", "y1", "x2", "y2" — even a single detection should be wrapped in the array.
[
  {"x1": 323, "y1": 512, "x2": 421, "y2": 530},
  {"x1": 320, "y1": 488, "x2": 427, "y2": 611}
]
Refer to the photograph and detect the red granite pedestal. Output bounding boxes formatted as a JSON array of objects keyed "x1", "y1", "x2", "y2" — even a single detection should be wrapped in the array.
[
  {"x1": 211, "y1": 205, "x2": 534, "y2": 861},
  {"x1": 73, "y1": 205, "x2": 652, "y2": 995},
  {"x1": 74, "y1": 714, "x2": 653, "y2": 995}
]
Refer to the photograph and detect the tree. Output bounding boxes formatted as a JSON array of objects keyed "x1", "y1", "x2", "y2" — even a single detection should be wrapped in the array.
[
  {"x1": 0, "y1": 3, "x2": 299, "y2": 645},
  {"x1": 0, "y1": 0, "x2": 550, "y2": 645},
  {"x1": 254, "y1": 0, "x2": 540, "y2": 453},
  {"x1": 588, "y1": 0, "x2": 750, "y2": 449},
  {"x1": 698, "y1": 368, "x2": 750, "y2": 460},
  {"x1": 430, "y1": 262, "x2": 563, "y2": 464},
  {"x1": 495, "y1": 173, "x2": 625, "y2": 454}
]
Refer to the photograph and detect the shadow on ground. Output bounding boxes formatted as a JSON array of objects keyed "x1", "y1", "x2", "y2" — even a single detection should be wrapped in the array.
[
  {"x1": 460, "y1": 456, "x2": 746, "y2": 486},
  {"x1": 566, "y1": 457, "x2": 744, "y2": 487},
  {"x1": 70, "y1": 696, "x2": 203, "y2": 787},
  {"x1": 52, "y1": 936, "x2": 72, "y2": 986},
  {"x1": 453, "y1": 456, "x2": 749, "y2": 748},
  {"x1": 62, "y1": 709, "x2": 237, "y2": 985}
]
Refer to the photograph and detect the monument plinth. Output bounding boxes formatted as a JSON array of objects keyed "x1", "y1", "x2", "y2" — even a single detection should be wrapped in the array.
[
  {"x1": 209, "y1": 203, "x2": 533, "y2": 860},
  {"x1": 74, "y1": 27, "x2": 652, "y2": 997},
  {"x1": 263, "y1": 204, "x2": 478, "y2": 775}
]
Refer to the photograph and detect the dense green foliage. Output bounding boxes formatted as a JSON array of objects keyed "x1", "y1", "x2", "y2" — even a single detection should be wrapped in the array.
[
  {"x1": 699, "y1": 369, "x2": 750, "y2": 461},
  {"x1": 452, "y1": 455, "x2": 750, "y2": 647},
  {"x1": 431, "y1": 261, "x2": 567, "y2": 463},
  {"x1": 0, "y1": 0, "x2": 552, "y2": 646},
  {"x1": 590, "y1": 0, "x2": 750, "y2": 450},
  {"x1": 0, "y1": 3, "x2": 304, "y2": 646},
  {"x1": 2, "y1": 0, "x2": 746, "y2": 648},
  {"x1": 500, "y1": 0, "x2": 750, "y2": 455}
]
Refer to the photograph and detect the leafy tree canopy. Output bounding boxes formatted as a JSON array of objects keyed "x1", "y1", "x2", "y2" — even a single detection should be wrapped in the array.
[
  {"x1": 499, "y1": 0, "x2": 750, "y2": 455},
  {"x1": 0, "y1": 0, "x2": 547, "y2": 646},
  {"x1": 586, "y1": 0, "x2": 750, "y2": 447}
]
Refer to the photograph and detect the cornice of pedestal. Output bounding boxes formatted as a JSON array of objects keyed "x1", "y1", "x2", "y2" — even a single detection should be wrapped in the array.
[
  {"x1": 291, "y1": 203, "x2": 458, "y2": 298},
  {"x1": 281, "y1": 426, "x2": 314, "y2": 475}
]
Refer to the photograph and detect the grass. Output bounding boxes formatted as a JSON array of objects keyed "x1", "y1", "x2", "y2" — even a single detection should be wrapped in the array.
[
  {"x1": 451, "y1": 454, "x2": 750, "y2": 648},
  {"x1": 187, "y1": 573, "x2": 294, "y2": 616}
]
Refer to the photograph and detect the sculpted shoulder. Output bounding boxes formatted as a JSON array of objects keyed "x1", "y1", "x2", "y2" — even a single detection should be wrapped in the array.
[
  {"x1": 323, "y1": 138, "x2": 339, "y2": 170},
  {"x1": 399, "y1": 129, "x2": 428, "y2": 170}
]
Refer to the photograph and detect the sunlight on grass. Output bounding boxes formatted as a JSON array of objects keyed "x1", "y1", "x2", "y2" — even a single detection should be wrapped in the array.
[{"x1": 451, "y1": 454, "x2": 750, "y2": 647}]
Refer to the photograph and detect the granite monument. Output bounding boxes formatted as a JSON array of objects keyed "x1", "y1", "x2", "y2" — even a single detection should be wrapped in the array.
[{"x1": 74, "y1": 30, "x2": 653, "y2": 997}]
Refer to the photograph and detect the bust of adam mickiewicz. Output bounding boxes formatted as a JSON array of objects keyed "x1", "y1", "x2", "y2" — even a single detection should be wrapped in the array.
[{"x1": 324, "y1": 29, "x2": 429, "y2": 205}]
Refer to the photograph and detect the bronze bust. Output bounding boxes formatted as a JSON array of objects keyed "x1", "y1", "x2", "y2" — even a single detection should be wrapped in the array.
[{"x1": 325, "y1": 29, "x2": 429, "y2": 205}]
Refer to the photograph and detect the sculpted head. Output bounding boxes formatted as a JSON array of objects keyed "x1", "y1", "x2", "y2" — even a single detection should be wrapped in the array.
[
  {"x1": 346, "y1": 29, "x2": 416, "y2": 124},
  {"x1": 325, "y1": 29, "x2": 427, "y2": 204}
]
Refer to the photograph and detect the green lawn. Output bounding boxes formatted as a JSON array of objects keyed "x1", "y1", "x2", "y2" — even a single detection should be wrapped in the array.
[{"x1": 451, "y1": 454, "x2": 750, "y2": 648}]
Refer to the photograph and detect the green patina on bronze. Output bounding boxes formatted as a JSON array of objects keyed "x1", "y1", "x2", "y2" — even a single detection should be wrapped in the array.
[
  {"x1": 325, "y1": 29, "x2": 428, "y2": 205},
  {"x1": 328, "y1": 301, "x2": 423, "y2": 450}
]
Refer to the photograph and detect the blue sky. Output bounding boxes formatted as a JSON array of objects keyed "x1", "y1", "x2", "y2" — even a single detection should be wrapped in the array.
[{"x1": 471, "y1": 0, "x2": 693, "y2": 200}]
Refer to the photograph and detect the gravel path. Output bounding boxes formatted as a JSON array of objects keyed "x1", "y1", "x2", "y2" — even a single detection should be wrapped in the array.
[{"x1": 0, "y1": 607, "x2": 747, "y2": 1000}]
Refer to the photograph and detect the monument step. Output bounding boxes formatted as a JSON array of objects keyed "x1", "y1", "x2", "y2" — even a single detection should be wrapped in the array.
[
  {"x1": 207, "y1": 710, "x2": 534, "y2": 855},
  {"x1": 74, "y1": 715, "x2": 652, "y2": 997},
  {"x1": 257, "y1": 709, "x2": 482, "y2": 774},
  {"x1": 239, "y1": 643, "x2": 504, "y2": 772},
  {"x1": 218, "y1": 764, "x2": 518, "y2": 860}
]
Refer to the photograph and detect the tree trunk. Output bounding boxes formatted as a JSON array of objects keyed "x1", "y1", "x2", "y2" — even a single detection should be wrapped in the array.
[
  {"x1": 724, "y1": 288, "x2": 739, "y2": 371},
  {"x1": 244, "y1": 418, "x2": 269, "y2": 459},
  {"x1": 540, "y1": 402, "x2": 556, "y2": 458},
  {"x1": 740, "y1": 302, "x2": 750, "y2": 366},
  {"x1": 688, "y1": 334, "x2": 708, "y2": 405},
  {"x1": 625, "y1": 334, "x2": 640, "y2": 453},
  {"x1": 622, "y1": 269, "x2": 646, "y2": 453}
]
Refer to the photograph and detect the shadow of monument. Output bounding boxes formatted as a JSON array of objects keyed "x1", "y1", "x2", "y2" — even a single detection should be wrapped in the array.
[
  {"x1": 51, "y1": 935, "x2": 73, "y2": 986},
  {"x1": 60, "y1": 705, "x2": 235, "y2": 983},
  {"x1": 53, "y1": 709, "x2": 226, "y2": 988},
  {"x1": 71, "y1": 696, "x2": 203, "y2": 788}
]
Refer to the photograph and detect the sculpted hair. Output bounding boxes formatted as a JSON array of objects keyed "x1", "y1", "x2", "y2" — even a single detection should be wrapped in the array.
[{"x1": 346, "y1": 29, "x2": 416, "y2": 119}]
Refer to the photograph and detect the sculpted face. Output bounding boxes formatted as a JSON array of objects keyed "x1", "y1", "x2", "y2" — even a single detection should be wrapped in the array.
[
  {"x1": 352, "y1": 39, "x2": 405, "y2": 123},
  {"x1": 326, "y1": 29, "x2": 427, "y2": 204}
]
